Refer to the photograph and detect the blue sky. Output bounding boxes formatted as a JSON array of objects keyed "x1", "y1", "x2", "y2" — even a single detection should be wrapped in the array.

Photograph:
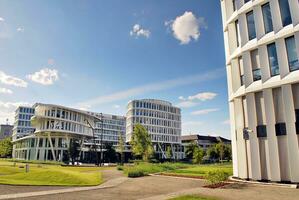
[{"x1": 0, "y1": 0, "x2": 231, "y2": 138}]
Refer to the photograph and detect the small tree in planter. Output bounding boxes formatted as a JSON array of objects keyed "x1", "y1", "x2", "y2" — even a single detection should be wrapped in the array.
[{"x1": 205, "y1": 170, "x2": 230, "y2": 188}]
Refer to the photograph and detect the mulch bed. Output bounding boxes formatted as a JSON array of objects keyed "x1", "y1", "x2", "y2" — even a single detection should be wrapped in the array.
[
  {"x1": 203, "y1": 182, "x2": 231, "y2": 189},
  {"x1": 159, "y1": 173, "x2": 205, "y2": 179}
]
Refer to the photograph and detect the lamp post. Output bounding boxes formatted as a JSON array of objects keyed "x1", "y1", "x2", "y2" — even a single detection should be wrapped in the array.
[{"x1": 99, "y1": 113, "x2": 104, "y2": 167}]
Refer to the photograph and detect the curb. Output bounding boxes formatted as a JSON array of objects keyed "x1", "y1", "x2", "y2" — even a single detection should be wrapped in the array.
[{"x1": 229, "y1": 176, "x2": 298, "y2": 189}]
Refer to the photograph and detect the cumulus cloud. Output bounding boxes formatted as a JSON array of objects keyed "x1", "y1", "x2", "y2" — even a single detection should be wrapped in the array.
[
  {"x1": 222, "y1": 119, "x2": 231, "y2": 125},
  {"x1": 0, "y1": 70, "x2": 28, "y2": 88},
  {"x1": 0, "y1": 17, "x2": 4, "y2": 22},
  {"x1": 166, "y1": 11, "x2": 207, "y2": 44},
  {"x1": 27, "y1": 68, "x2": 59, "y2": 85},
  {"x1": 0, "y1": 88, "x2": 13, "y2": 94},
  {"x1": 113, "y1": 104, "x2": 120, "y2": 109},
  {"x1": 177, "y1": 92, "x2": 217, "y2": 108},
  {"x1": 0, "y1": 101, "x2": 31, "y2": 124},
  {"x1": 130, "y1": 24, "x2": 151, "y2": 38},
  {"x1": 17, "y1": 27, "x2": 24, "y2": 32},
  {"x1": 191, "y1": 108, "x2": 219, "y2": 115}
]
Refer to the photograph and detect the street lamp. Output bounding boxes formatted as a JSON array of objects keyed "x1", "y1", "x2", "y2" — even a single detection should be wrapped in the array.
[
  {"x1": 243, "y1": 128, "x2": 253, "y2": 180},
  {"x1": 99, "y1": 113, "x2": 104, "y2": 167}
]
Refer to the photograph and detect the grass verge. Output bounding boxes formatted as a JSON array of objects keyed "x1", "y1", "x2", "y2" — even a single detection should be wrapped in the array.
[
  {"x1": 168, "y1": 195, "x2": 218, "y2": 200},
  {"x1": 0, "y1": 160, "x2": 103, "y2": 186}
]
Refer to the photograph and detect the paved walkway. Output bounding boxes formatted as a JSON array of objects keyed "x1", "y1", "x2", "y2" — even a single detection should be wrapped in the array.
[{"x1": 0, "y1": 170, "x2": 299, "y2": 200}]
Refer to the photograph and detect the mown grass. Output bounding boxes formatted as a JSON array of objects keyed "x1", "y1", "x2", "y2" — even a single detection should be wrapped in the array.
[
  {"x1": 169, "y1": 195, "x2": 218, "y2": 200},
  {"x1": 164, "y1": 163, "x2": 233, "y2": 178},
  {"x1": 0, "y1": 160, "x2": 103, "y2": 186}
]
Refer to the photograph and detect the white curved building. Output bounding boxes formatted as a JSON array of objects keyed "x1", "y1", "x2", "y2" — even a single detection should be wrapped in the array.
[
  {"x1": 126, "y1": 99, "x2": 184, "y2": 159},
  {"x1": 221, "y1": 0, "x2": 299, "y2": 182},
  {"x1": 13, "y1": 103, "x2": 98, "y2": 161}
]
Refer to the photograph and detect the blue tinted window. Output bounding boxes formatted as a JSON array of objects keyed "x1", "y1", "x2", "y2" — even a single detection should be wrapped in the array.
[
  {"x1": 278, "y1": 0, "x2": 292, "y2": 26},
  {"x1": 246, "y1": 11, "x2": 256, "y2": 40},
  {"x1": 267, "y1": 43, "x2": 280, "y2": 76},
  {"x1": 285, "y1": 36, "x2": 299, "y2": 72},
  {"x1": 262, "y1": 3, "x2": 273, "y2": 33}
]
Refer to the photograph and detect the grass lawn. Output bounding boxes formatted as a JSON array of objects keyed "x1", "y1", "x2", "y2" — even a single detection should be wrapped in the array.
[
  {"x1": 164, "y1": 163, "x2": 233, "y2": 178},
  {"x1": 122, "y1": 162, "x2": 232, "y2": 178},
  {"x1": 169, "y1": 195, "x2": 218, "y2": 200},
  {"x1": 0, "y1": 160, "x2": 104, "y2": 186}
]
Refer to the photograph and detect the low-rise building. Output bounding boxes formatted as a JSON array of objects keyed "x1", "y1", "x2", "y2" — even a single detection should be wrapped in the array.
[
  {"x1": 181, "y1": 134, "x2": 231, "y2": 150},
  {"x1": 0, "y1": 124, "x2": 13, "y2": 140}
]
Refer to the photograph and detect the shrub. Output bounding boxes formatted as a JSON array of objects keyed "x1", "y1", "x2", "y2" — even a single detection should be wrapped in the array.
[
  {"x1": 206, "y1": 170, "x2": 230, "y2": 185},
  {"x1": 127, "y1": 169, "x2": 145, "y2": 178},
  {"x1": 117, "y1": 165, "x2": 124, "y2": 171}
]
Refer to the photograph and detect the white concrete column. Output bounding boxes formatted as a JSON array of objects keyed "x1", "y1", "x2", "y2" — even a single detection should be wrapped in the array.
[
  {"x1": 239, "y1": 14, "x2": 249, "y2": 46},
  {"x1": 270, "y1": 0, "x2": 283, "y2": 33},
  {"x1": 288, "y1": 0, "x2": 299, "y2": 26},
  {"x1": 259, "y1": 45, "x2": 271, "y2": 82},
  {"x1": 295, "y1": 32, "x2": 299, "y2": 61},
  {"x1": 229, "y1": 101, "x2": 238, "y2": 177},
  {"x1": 254, "y1": 4, "x2": 264, "y2": 40},
  {"x1": 263, "y1": 88, "x2": 281, "y2": 181},
  {"x1": 243, "y1": 51, "x2": 253, "y2": 87},
  {"x1": 276, "y1": 38, "x2": 289, "y2": 78},
  {"x1": 246, "y1": 93, "x2": 262, "y2": 180},
  {"x1": 281, "y1": 85, "x2": 299, "y2": 182}
]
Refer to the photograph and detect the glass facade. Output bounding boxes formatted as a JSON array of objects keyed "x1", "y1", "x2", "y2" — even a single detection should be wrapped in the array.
[
  {"x1": 285, "y1": 36, "x2": 299, "y2": 72},
  {"x1": 262, "y1": 3, "x2": 273, "y2": 34},
  {"x1": 278, "y1": 0, "x2": 292, "y2": 27},
  {"x1": 246, "y1": 11, "x2": 256, "y2": 40},
  {"x1": 267, "y1": 43, "x2": 280, "y2": 76}
]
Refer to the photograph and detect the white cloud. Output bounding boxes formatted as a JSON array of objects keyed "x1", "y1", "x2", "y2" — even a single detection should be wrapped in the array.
[
  {"x1": 0, "y1": 70, "x2": 28, "y2": 88},
  {"x1": 0, "y1": 17, "x2": 4, "y2": 22},
  {"x1": 188, "y1": 92, "x2": 217, "y2": 101},
  {"x1": 191, "y1": 108, "x2": 219, "y2": 115},
  {"x1": 0, "y1": 88, "x2": 13, "y2": 94},
  {"x1": 27, "y1": 68, "x2": 59, "y2": 85},
  {"x1": 17, "y1": 27, "x2": 24, "y2": 32},
  {"x1": 0, "y1": 101, "x2": 31, "y2": 124},
  {"x1": 176, "y1": 101, "x2": 197, "y2": 108},
  {"x1": 77, "y1": 68, "x2": 224, "y2": 108},
  {"x1": 166, "y1": 11, "x2": 206, "y2": 44},
  {"x1": 130, "y1": 24, "x2": 151, "y2": 38}
]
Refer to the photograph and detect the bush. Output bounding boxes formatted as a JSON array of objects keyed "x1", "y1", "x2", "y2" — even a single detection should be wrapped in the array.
[
  {"x1": 206, "y1": 170, "x2": 230, "y2": 185},
  {"x1": 117, "y1": 165, "x2": 124, "y2": 171},
  {"x1": 127, "y1": 169, "x2": 145, "y2": 178}
]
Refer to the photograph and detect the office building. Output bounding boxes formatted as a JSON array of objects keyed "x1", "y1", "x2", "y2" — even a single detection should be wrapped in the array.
[
  {"x1": 12, "y1": 106, "x2": 35, "y2": 140},
  {"x1": 126, "y1": 99, "x2": 184, "y2": 159},
  {"x1": 0, "y1": 124, "x2": 13, "y2": 140},
  {"x1": 181, "y1": 134, "x2": 231, "y2": 150},
  {"x1": 221, "y1": 0, "x2": 299, "y2": 182}
]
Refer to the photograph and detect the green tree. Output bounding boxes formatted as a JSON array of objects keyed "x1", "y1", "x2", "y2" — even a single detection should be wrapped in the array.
[
  {"x1": 117, "y1": 135, "x2": 125, "y2": 165},
  {"x1": 192, "y1": 146, "x2": 205, "y2": 164},
  {"x1": 207, "y1": 145, "x2": 219, "y2": 161},
  {"x1": 104, "y1": 143, "x2": 117, "y2": 163},
  {"x1": 166, "y1": 145, "x2": 173, "y2": 160},
  {"x1": 68, "y1": 139, "x2": 80, "y2": 165},
  {"x1": 130, "y1": 124, "x2": 154, "y2": 161},
  {"x1": 224, "y1": 144, "x2": 232, "y2": 161},
  {"x1": 185, "y1": 142, "x2": 197, "y2": 160},
  {"x1": 215, "y1": 142, "x2": 225, "y2": 162},
  {"x1": 0, "y1": 137, "x2": 13, "y2": 158}
]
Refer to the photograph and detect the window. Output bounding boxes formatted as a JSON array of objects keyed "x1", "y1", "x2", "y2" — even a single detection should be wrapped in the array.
[
  {"x1": 262, "y1": 3, "x2": 273, "y2": 34},
  {"x1": 244, "y1": 0, "x2": 251, "y2": 4},
  {"x1": 278, "y1": 0, "x2": 292, "y2": 27},
  {"x1": 232, "y1": 0, "x2": 237, "y2": 11},
  {"x1": 285, "y1": 36, "x2": 299, "y2": 72},
  {"x1": 235, "y1": 20, "x2": 241, "y2": 47},
  {"x1": 238, "y1": 57, "x2": 245, "y2": 86},
  {"x1": 267, "y1": 43, "x2": 279, "y2": 76},
  {"x1": 251, "y1": 49, "x2": 261, "y2": 81},
  {"x1": 246, "y1": 11, "x2": 256, "y2": 40}
]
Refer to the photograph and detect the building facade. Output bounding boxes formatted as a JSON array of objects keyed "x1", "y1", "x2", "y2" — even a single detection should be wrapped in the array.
[
  {"x1": 0, "y1": 124, "x2": 13, "y2": 140},
  {"x1": 221, "y1": 0, "x2": 299, "y2": 182},
  {"x1": 12, "y1": 106, "x2": 35, "y2": 140},
  {"x1": 126, "y1": 99, "x2": 184, "y2": 159},
  {"x1": 181, "y1": 134, "x2": 231, "y2": 150},
  {"x1": 13, "y1": 103, "x2": 98, "y2": 161}
]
